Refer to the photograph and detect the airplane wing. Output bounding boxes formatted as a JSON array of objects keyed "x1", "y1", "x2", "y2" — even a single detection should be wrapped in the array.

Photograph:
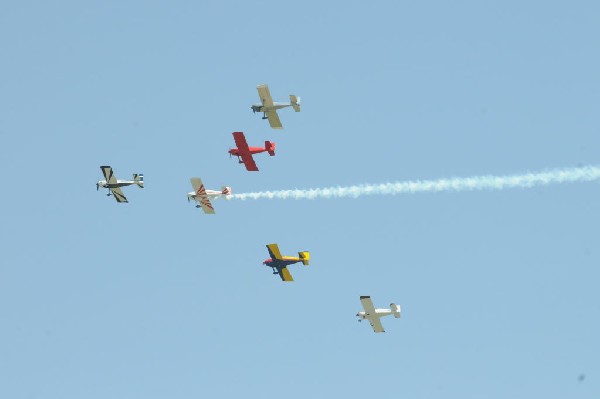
[
  {"x1": 100, "y1": 165, "x2": 118, "y2": 185},
  {"x1": 110, "y1": 187, "x2": 128, "y2": 203},
  {"x1": 265, "y1": 110, "x2": 283, "y2": 129},
  {"x1": 232, "y1": 132, "x2": 259, "y2": 171},
  {"x1": 368, "y1": 317, "x2": 385, "y2": 333},
  {"x1": 277, "y1": 266, "x2": 294, "y2": 282},
  {"x1": 360, "y1": 296, "x2": 384, "y2": 332},
  {"x1": 190, "y1": 177, "x2": 216, "y2": 214},
  {"x1": 360, "y1": 296, "x2": 377, "y2": 315},
  {"x1": 257, "y1": 84, "x2": 274, "y2": 107},
  {"x1": 266, "y1": 243, "x2": 283, "y2": 260},
  {"x1": 240, "y1": 153, "x2": 258, "y2": 171}
]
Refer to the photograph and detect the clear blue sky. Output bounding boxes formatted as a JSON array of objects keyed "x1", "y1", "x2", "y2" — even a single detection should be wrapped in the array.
[{"x1": 1, "y1": 1, "x2": 599, "y2": 398}]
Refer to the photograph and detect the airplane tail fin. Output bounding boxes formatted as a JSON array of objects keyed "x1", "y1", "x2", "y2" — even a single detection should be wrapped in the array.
[
  {"x1": 298, "y1": 251, "x2": 310, "y2": 266},
  {"x1": 133, "y1": 174, "x2": 144, "y2": 188},
  {"x1": 265, "y1": 141, "x2": 276, "y2": 156},
  {"x1": 221, "y1": 186, "x2": 232, "y2": 196},
  {"x1": 390, "y1": 303, "x2": 401, "y2": 318},
  {"x1": 290, "y1": 95, "x2": 301, "y2": 112}
]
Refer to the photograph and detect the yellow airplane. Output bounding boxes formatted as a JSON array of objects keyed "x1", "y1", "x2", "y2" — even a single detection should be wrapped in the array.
[{"x1": 262, "y1": 243, "x2": 310, "y2": 282}]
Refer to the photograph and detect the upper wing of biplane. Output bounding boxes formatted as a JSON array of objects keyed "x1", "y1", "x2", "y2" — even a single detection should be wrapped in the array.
[
  {"x1": 265, "y1": 110, "x2": 283, "y2": 129},
  {"x1": 190, "y1": 177, "x2": 215, "y2": 214},
  {"x1": 360, "y1": 296, "x2": 385, "y2": 332},
  {"x1": 100, "y1": 165, "x2": 118, "y2": 185},
  {"x1": 256, "y1": 84, "x2": 274, "y2": 107},
  {"x1": 232, "y1": 132, "x2": 258, "y2": 171},
  {"x1": 110, "y1": 186, "x2": 128, "y2": 203}
]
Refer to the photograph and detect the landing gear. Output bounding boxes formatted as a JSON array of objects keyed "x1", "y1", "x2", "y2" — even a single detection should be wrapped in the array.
[{"x1": 195, "y1": 205, "x2": 201, "y2": 208}]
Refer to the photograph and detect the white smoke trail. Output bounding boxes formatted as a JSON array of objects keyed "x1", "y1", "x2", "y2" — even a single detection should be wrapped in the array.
[{"x1": 231, "y1": 166, "x2": 600, "y2": 200}]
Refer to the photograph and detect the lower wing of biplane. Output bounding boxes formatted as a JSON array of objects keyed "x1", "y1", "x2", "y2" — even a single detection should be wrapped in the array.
[{"x1": 190, "y1": 177, "x2": 215, "y2": 214}]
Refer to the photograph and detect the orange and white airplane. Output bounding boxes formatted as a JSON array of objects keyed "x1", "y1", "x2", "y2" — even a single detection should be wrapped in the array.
[{"x1": 187, "y1": 177, "x2": 231, "y2": 214}]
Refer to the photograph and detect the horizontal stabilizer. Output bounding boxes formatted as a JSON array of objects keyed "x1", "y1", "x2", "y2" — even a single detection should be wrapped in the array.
[
  {"x1": 298, "y1": 251, "x2": 310, "y2": 266},
  {"x1": 133, "y1": 173, "x2": 144, "y2": 188},
  {"x1": 290, "y1": 95, "x2": 301, "y2": 112}
]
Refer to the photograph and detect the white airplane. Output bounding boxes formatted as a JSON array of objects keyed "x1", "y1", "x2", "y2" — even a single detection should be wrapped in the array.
[
  {"x1": 356, "y1": 296, "x2": 401, "y2": 333},
  {"x1": 97, "y1": 165, "x2": 143, "y2": 203},
  {"x1": 187, "y1": 177, "x2": 232, "y2": 214},
  {"x1": 251, "y1": 84, "x2": 300, "y2": 129}
]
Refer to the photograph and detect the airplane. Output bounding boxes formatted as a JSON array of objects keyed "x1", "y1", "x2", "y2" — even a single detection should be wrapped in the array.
[
  {"x1": 251, "y1": 84, "x2": 300, "y2": 129},
  {"x1": 263, "y1": 243, "x2": 310, "y2": 282},
  {"x1": 356, "y1": 296, "x2": 401, "y2": 333},
  {"x1": 187, "y1": 177, "x2": 231, "y2": 214},
  {"x1": 228, "y1": 131, "x2": 275, "y2": 172},
  {"x1": 97, "y1": 165, "x2": 143, "y2": 203}
]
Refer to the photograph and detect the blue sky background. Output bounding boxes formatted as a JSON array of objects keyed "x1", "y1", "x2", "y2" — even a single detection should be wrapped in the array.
[{"x1": 1, "y1": 1, "x2": 599, "y2": 398}]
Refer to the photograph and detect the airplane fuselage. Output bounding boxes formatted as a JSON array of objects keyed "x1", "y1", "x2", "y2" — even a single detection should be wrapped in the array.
[
  {"x1": 263, "y1": 257, "x2": 302, "y2": 269},
  {"x1": 356, "y1": 309, "x2": 394, "y2": 320},
  {"x1": 187, "y1": 190, "x2": 230, "y2": 203},
  {"x1": 229, "y1": 146, "x2": 269, "y2": 157},
  {"x1": 97, "y1": 179, "x2": 136, "y2": 189},
  {"x1": 251, "y1": 102, "x2": 293, "y2": 113}
]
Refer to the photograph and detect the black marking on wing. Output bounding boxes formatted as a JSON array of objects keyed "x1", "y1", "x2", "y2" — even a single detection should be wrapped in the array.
[{"x1": 112, "y1": 190, "x2": 128, "y2": 203}]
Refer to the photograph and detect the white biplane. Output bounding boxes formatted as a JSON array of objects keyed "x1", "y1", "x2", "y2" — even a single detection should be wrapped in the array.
[
  {"x1": 251, "y1": 84, "x2": 300, "y2": 129},
  {"x1": 356, "y1": 296, "x2": 401, "y2": 333},
  {"x1": 187, "y1": 177, "x2": 232, "y2": 214},
  {"x1": 97, "y1": 165, "x2": 143, "y2": 203}
]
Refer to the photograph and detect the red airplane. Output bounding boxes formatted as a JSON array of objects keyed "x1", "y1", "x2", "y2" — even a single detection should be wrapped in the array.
[{"x1": 228, "y1": 131, "x2": 275, "y2": 172}]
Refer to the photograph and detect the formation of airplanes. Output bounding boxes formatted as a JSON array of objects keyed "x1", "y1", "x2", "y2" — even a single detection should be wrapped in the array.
[{"x1": 97, "y1": 84, "x2": 400, "y2": 333}]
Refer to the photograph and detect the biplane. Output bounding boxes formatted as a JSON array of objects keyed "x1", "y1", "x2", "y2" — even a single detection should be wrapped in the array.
[
  {"x1": 356, "y1": 296, "x2": 401, "y2": 333},
  {"x1": 251, "y1": 84, "x2": 300, "y2": 129},
  {"x1": 97, "y1": 165, "x2": 143, "y2": 203},
  {"x1": 187, "y1": 177, "x2": 231, "y2": 214},
  {"x1": 263, "y1": 243, "x2": 310, "y2": 282},
  {"x1": 229, "y1": 131, "x2": 275, "y2": 172}
]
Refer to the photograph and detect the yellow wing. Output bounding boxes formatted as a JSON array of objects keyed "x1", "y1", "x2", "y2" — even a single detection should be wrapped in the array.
[
  {"x1": 279, "y1": 267, "x2": 294, "y2": 282},
  {"x1": 266, "y1": 243, "x2": 283, "y2": 260},
  {"x1": 257, "y1": 84, "x2": 274, "y2": 107},
  {"x1": 265, "y1": 110, "x2": 283, "y2": 129}
]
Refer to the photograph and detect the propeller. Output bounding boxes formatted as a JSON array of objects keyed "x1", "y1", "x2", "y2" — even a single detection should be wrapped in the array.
[{"x1": 96, "y1": 183, "x2": 99, "y2": 191}]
